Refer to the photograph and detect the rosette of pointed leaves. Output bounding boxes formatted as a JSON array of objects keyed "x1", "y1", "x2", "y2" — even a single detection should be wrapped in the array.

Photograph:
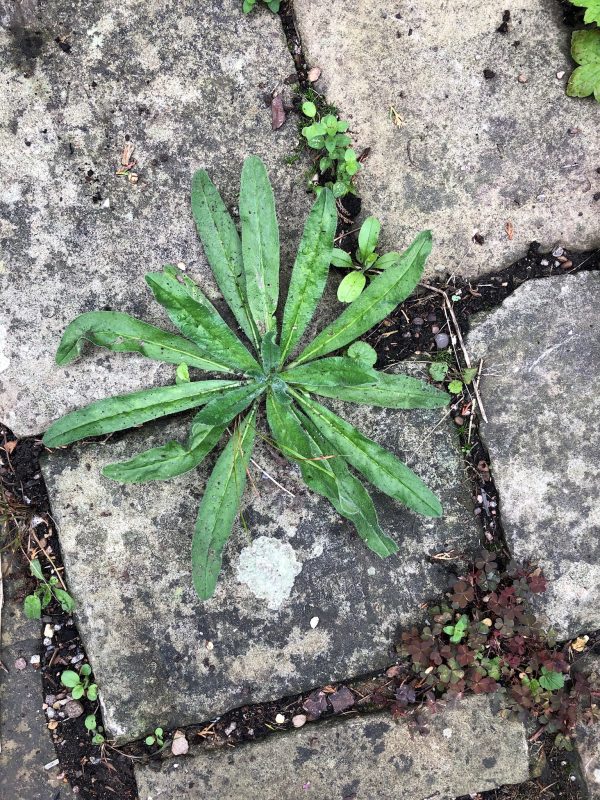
[{"x1": 43, "y1": 156, "x2": 448, "y2": 600}]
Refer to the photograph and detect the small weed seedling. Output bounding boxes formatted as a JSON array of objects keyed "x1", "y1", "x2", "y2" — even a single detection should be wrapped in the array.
[
  {"x1": 61, "y1": 664, "x2": 98, "y2": 701},
  {"x1": 23, "y1": 558, "x2": 75, "y2": 619},
  {"x1": 84, "y1": 713, "x2": 105, "y2": 745},
  {"x1": 242, "y1": 0, "x2": 280, "y2": 12},
  {"x1": 145, "y1": 727, "x2": 165, "y2": 748},
  {"x1": 332, "y1": 216, "x2": 409, "y2": 303},
  {"x1": 301, "y1": 101, "x2": 361, "y2": 198},
  {"x1": 567, "y1": 1, "x2": 600, "y2": 101},
  {"x1": 43, "y1": 156, "x2": 448, "y2": 601}
]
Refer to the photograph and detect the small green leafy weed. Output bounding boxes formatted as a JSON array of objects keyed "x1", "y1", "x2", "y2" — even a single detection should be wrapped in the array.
[
  {"x1": 23, "y1": 558, "x2": 75, "y2": 620},
  {"x1": 60, "y1": 664, "x2": 98, "y2": 702}
]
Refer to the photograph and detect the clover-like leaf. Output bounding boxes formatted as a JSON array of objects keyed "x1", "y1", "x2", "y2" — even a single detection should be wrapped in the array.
[
  {"x1": 567, "y1": 29, "x2": 600, "y2": 102},
  {"x1": 570, "y1": 0, "x2": 600, "y2": 25}
]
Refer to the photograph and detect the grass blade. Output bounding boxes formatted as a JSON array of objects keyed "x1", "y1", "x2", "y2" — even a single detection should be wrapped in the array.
[
  {"x1": 42, "y1": 380, "x2": 242, "y2": 447},
  {"x1": 191, "y1": 170, "x2": 260, "y2": 349},
  {"x1": 279, "y1": 189, "x2": 336, "y2": 364},
  {"x1": 239, "y1": 156, "x2": 279, "y2": 337},
  {"x1": 292, "y1": 390, "x2": 442, "y2": 517},
  {"x1": 54, "y1": 311, "x2": 231, "y2": 372},
  {"x1": 290, "y1": 231, "x2": 432, "y2": 367},
  {"x1": 103, "y1": 383, "x2": 264, "y2": 483},
  {"x1": 146, "y1": 270, "x2": 262, "y2": 376},
  {"x1": 192, "y1": 406, "x2": 257, "y2": 600}
]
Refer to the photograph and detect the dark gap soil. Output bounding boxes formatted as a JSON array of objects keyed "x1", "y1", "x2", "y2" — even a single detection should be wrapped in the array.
[{"x1": 1, "y1": 244, "x2": 598, "y2": 799}]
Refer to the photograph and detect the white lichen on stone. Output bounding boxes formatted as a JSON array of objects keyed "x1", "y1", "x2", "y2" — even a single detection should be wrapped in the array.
[{"x1": 235, "y1": 537, "x2": 302, "y2": 610}]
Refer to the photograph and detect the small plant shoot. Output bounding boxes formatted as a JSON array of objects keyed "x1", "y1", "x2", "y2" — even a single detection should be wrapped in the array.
[
  {"x1": 242, "y1": 0, "x2": 280, "y2": 13},
  {"x1": 332, "y1": 216, "x2": 410, "y2": 303},
  {"x1": 301, "y1": 101, "x2": 361, "y2": 197},
  {"x1": 43, "y1": 157, "x2": 448, "y2": 600}
]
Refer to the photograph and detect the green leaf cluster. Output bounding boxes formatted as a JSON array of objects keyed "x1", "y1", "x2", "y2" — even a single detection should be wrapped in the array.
[
  {"x1": 567, "y1": 1, "x2": 600, "y2": 102},
  {"x1": 242, "y1": 0, "x2": 280, "y2": 13},
  {"x1": 332, "y1": 216, "x2": 407, "y2": 303},
  {"x1": 23, "y1": 558, "x2": 76, "y2": 619},
  {"x1": 43, "y1": 156, "x2": 448, "y2": 601},
  {"x1": 301, "y1": 101, "x2": 361, "y2": 198},
  {"x1": 61, "y1": 664, "x2": 98, "y2": 701},
  {"x1": 571, "y1": 0, "x2": 600, "y2": 25}
]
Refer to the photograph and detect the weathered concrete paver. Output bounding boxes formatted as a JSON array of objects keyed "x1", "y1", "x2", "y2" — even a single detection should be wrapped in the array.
[
  {"x1": 293, "y1": 0, "x2": 600, "y2": 278},
  {"x1": 576, "y1": 657, "x2": 600, "y2": 799},
  {"x1": 0, "y1": 0, "x2": 309, "y2": 437},
  {"x1": 466, "y1": 272, "x2": 600, "y2": 639},
  {"x1": 41, "y1": 368, "x2": 478, "y2": 741},
  {"x1": 134, "y1": 697, "x2": 529, "y2": 800},
  {"x1": 0, "y1": 555, "x2": 74, "y2": 799}
]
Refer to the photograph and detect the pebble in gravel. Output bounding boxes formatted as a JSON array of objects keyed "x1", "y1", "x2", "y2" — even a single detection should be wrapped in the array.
[
  {"x1": 434, "y1": 332, "x2": 450, "y2": 349},
  {"x1": 64, "y1": 700, "x2": 84, "y2": 719},
  {"x1": 292, "y1": 714, "x2": 307, "y2": 728}
]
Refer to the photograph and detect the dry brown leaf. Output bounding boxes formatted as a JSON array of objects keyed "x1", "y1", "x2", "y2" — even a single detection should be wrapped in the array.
[
  {"x1": 505, "y1": 220, "x2": 514, "y2": 240},
  {"x1": 271, "y1": 95, "x2": 286, "y2": 130},
  {"x1": 3, "y1": 440, "x2": 16, "y2": 454},
  {"x1": 121, "y1": 141, "x2": 135, "y2": 166},
  {"x1": 571, "y1": 636, "x2": 589, "y2": 652}
]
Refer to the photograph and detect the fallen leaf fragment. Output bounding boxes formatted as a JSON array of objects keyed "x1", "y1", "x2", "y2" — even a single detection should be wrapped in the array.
[
  {"x1": 505, "y1": 220, "x2": 514, "y2": 240},
  {"x1": 571, "y1": 635, "x2": 589, "y2": 652},
  {"x1": 271, "y1": 94, "x2": 286, "y2": 130},
  {"x1": 329, "y1": 686, "x2": 355, "y2": 713},
  {"x1": 171, "y1": 730, "x2": 189, "y2": 755}
]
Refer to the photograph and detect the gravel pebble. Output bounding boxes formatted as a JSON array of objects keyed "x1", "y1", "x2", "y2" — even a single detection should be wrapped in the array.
[
  {"x1": 434, "y1": 332, "x2": 450, "y2": 349},
  {"x1": 292, "y1": 714, "x2": 307, "y2": 728}
]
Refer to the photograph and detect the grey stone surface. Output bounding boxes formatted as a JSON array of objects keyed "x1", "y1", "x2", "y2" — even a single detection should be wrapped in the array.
[
  {"x1": 293, "y1": 0, "x2": 600, "y2": 278},
  {"x1": 0, "y1": 0, "x2": 311, "y2": 438},
  {"x1": 134, "y1": 697, "x2": 529, "y2": 800},
  {"x1": 0, "y1": 554, "x2": 74, "y2": 799},
  {"x1": 466, "y1": 272, "x2": 600, "y2": 639},
  {"x1": 575, "y1": 656, "x2": 600, "y2": 799},
  {"x1": 41, "y1": 367, "x2": 478, "y2": 741}
]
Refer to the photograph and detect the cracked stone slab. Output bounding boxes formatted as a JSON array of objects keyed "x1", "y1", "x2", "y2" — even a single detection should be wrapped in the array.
[
  {"x1": 0, "y1": 0, "x2": 310, "y2": 437},
  {"x1": 134, "y1": 696, "x2": 529, "y2": 800},
  {"x1": 293, "y1": 0, "x2": 600, "y2": 278},
  {"x1": 576, "y1": 657, "x2": 600, "y2": 799},
  {"x1": 466, "y1": 272, "x2": 600, "y2": 639},
  {"x1": 41, "y1": 367, "x2": 478, "y2": 741}
]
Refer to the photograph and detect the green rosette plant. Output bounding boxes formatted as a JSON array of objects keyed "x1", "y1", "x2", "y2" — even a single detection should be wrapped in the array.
[{"x1": 43, "y1": 156, "x2": 448, "y2": 600}]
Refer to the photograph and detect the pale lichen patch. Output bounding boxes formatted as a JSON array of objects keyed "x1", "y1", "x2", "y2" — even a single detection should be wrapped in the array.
[{"x1": 235, "y1": 536, "x2": 302, "y2": 611}]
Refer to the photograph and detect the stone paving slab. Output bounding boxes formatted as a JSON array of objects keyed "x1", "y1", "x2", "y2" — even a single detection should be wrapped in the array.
[
  {"x1": 294, "y1": 0, "x2": 600, "y2": 278},
  {"x1": 0, "y1": 0, "x2": 310, "y2": 438},
  {"x1": 466, "y1": 272, "x2": 600, "y2": 639},
  {"x1": 576, "y1": 657, "x2": 600, "y2": 799},
  {"x1": 41, "y1": 367, "x2": 478, "y2": 741},
  {"x1": 134, "y1": 697, "x2": 529, "y2": 800}
]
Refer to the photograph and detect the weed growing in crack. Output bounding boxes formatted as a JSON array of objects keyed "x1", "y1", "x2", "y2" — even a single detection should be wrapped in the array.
[
  {"x1": 332, "y1": 216, "x2": 412, "y2": 303},
  {"x1": 145, "y1": 727, "x2": 165, "y2": 748},
  {"x1": 242, "y1": 0, "x2": 280, "y2": 13},
  {"x1": 386, "y1": 550, "x2": 595, "y2": 749},
  {"x1": 43, "y1": 156, "x2": 449, "y2": 601},
  {"x1": 301, "y1": 100, "x2": 361, "y2": 198},
  {"x1": 24, "y1": 556, "x2": 75, "y2": 619},
  {"x1": 61, "y1": 663, "x2": 98, "y2": 702}
]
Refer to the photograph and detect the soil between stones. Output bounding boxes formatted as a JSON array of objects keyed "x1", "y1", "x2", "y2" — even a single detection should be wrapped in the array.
[{"x1": 1, "y1": 247, "x2": 598, "y2": 800}]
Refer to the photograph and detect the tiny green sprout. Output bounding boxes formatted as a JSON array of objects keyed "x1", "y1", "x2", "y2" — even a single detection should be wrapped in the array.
[
  {"x1": 242, "y1": 0, "x2": 280, "y2": 13},
  {"x1": 60, "y1": 664, "x2": 98, "y2": 701},
  {"x1": 145, "y1": 727, "x2": 165, "y2": 747},
  {"x1": 443, "y1": 613, "x2": 469, "y2": 643},
  {"x1": 448, "y1": 379, "x2": 463, "y2": 394},
  {"x1": 23, "y1": 558, "x2": 76, "y2": 620},
  {"x1": 84, "y1": 712, "x2": 105, "y2": 744},
  {"x1": 461, "y1": 367, "x2": 478, "y2": 385},
  {"x1": 428, "y1": 361, "x2": 449, "y2": 383},
  {"x1": 333, "y1": 217, "x2": 407, "y2": 303}
]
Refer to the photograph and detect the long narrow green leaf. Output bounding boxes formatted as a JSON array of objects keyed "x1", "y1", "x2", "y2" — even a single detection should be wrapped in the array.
[
  {"x1": 103, "y1": 383, "x2": 264, "y2": 483},
  {"x1": 279, "y1": 189, "x2": 337, "y2": 364},
  {"x1": 192, "y1": 406, "x2": 257, "y2": 600},
  {"x1": 289, "y1": 231, "x2": 432, "y2": 367},
  {"x1": 54, "y1": 311, "x2": 230, "y2": 372},
  {"x1": 239, "y1": 156, "x2": 279, "y2": 337},
  {"x1": 283, "y1": 357, "x2": 377, "y2": 389},
  {"x1": 191, "y1": 170, "x2": 260, "y2": 349},
  {"x1": 297, "y1": 409, "x2": 398, "y2": 558},
  {"x1": 266, "y1": 393, "x2": 397, "y2": 557},
  {"x1": 292, "y1": 390, "x2": 442, "y2": 517},
  {"x1": 288, "y1": 369, "x2": 449, "y2": 409},
  {"x1": 42, "y1": 380, "x2": 241, "y2": 447},
  {"x1": 146, "y1": 271, "x2": 262, "y2": 376}
]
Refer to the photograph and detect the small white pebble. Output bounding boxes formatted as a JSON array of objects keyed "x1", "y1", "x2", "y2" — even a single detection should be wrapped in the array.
[
  {"x1": 570, "y1": 776, "x2": 576, "y2": 782},
  {"x1": 275, "y1": 714, "x2": 285, "y2": 725},
  {"x1": 517, "y1": 73, "x2": 528, "y2": 83},
  {"x1": 30, "y1": 654, "x2": 41, "y2": 666},
  {"x1": 44, "y1": 758, "x2": 59, "y2": 770},
  {"x1": 442, "y1": 728, "x2": 453, "y2": 738},
  {"x1": 101, "y1": 198, "x2": 110, "y2": 209},
  {"x1": 177, "y1": 262, "x2": 187, "y2": 271},
  {"x1": 557, "y1": 71, "x2": 565, "y2": 79},
  {"x1": 292, "y1": 714, "x2": 307, "y2": 728},
  {"x1": 43, "y1": 624, "x2": 54, "y2": 639},
  {"x1": 206, "y1": 641, "x2": 214, "y2": 651},
  {"x1": 593, "y1": 767, "x2": 600, "y2": 783},
  {"x1": 224, "y1": 721, "x2": 237, "y2": 736},
  {"x1": 309, "y1": 616, "x2": 319, "y2": 629}
]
